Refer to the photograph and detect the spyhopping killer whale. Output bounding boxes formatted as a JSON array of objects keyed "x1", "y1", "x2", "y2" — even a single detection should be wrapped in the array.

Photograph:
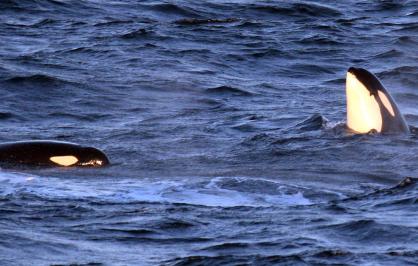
[
  {"x1": 0, "y1": 140, "x2": 109, "y2": 167},
  {"x1": 346, "y1": 67, "x2": 410, "y2": 134}
]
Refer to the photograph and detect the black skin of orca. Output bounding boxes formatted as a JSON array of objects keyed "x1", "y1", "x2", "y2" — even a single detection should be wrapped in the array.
[
  {"x1": 0, "y1": 140, "x2": 109, "y2": 168},
  {"x1": 348, "y1": 67, "x2": 410, "y2": 134}
]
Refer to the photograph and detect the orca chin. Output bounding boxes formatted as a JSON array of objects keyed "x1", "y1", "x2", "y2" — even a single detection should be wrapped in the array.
[
  {"x1": 345, "y1": 67, "x2": 409, "y2": 134},
  {"x1": 0, "y1": 140, "x2": 109, "y2": 168}
]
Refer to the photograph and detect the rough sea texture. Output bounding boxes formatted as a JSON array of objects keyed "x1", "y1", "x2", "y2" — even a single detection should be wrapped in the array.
[{"x1": 0, "y1": 1, "x2": 417, "y2": 265}]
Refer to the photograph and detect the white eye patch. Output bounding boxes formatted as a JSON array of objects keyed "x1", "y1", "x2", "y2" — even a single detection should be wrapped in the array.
[
  {"x1": 49, "y1": 156, "x2": 78, "y2": 166},
  {"x1": 378, "y1": 90, "x2": 395, "y2": 117}
]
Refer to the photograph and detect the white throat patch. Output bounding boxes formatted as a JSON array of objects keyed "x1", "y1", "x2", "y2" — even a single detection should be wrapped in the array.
[{"x1": 346, "y1": 72, "x2": 382, "y2": 133}]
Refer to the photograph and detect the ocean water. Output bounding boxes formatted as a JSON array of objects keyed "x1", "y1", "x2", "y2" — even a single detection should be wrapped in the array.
[{"x1": 0, "y1": 0, "x2": 417, "y2": 265}]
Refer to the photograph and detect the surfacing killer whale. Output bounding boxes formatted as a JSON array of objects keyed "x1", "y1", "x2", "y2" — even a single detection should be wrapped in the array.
[
  {"x1": 346, "y1": 67, "x2": 410, "y2": 134},
  {"x1": 0, "y1": 140, "x2": 109, "y2": 168},
  {"x1": 0, "y1": 67, "x2": 405, "y2": 168}
]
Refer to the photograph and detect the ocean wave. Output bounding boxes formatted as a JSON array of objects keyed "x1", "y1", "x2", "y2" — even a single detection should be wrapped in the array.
[
  {"x1": 175, "y1": 18, "x2": 239, "y2": 26},
  {"x1": 0, "y1": 112, "x2": 15, "y2": 120},
  {"x1": 119, "y1": 28, "x2": 149, "y2": 39},
  {"x1": 251, "y1": 2, "x2": 341, "y2": 17},
  {"x1": 318, "y1": 219, "x2": 417, "y2": 244},
  {"x1": 4, "y1": 74, "x2": 70, "y2": 86},
  {"x1": 379, "y1": 66, "x2": 418, "y2": 79},
  {"x1": 299, "y1": 35, "x2": 344, "y2": 46},
  {"x1": 164, "y1": 254, "x2": 306, "y2": 266},
  {"x1": 94, "y1": 19, "x2": 135, "y2": 27},
  {"x1": 204, "y1": 86, "x2": 253, "y2": 97},
  {"x1": 145, "y1": 3, "x2": 201, "y2": 18},
  {"x1": 371, "y1": 49, "x2": 403, "y2": 59}
]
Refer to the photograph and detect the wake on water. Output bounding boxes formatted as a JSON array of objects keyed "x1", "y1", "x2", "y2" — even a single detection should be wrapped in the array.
[{"x1": 0, "y1": 172, "x2": 314, "y2": 208}]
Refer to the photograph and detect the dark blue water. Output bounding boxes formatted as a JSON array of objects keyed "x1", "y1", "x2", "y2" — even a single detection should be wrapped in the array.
[{"x1": 1, "y1": 1, "x2": 417, "y2": 265}]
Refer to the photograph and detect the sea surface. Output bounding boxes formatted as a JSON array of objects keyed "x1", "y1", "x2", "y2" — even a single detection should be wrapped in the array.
[{"x1": 0, "y1": 0, "x2": 418, "y2": 265}]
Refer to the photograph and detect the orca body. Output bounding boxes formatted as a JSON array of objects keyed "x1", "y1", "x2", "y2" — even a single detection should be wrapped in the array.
[
  {"x1": 346, "y1": 67, "x2": 409, "y2": 134},
  {"x1": 0, "y1": 140, "x2": 109, "y2": 167}
]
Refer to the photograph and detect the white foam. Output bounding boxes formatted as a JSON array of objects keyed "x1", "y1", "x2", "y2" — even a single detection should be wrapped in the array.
[{"x1": 0, "y1": 172, "x2": 313, "y2": 207}]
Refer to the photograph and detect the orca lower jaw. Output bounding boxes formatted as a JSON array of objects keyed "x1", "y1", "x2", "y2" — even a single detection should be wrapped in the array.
[{"x1": 78, "y1": 159, "x2": 108, "y2": 167}]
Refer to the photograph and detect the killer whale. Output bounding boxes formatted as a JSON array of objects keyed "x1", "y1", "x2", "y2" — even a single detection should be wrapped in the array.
[
  {"x1": 346, "y1": 67, "x2": 409, "y2": 134},
  {"x1": 0, "y1": 140, "x2": 109, "y2": 168}
]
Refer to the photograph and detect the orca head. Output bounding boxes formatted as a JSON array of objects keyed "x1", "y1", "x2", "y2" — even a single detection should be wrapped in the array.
[
  {"x1": 76, "y1": 146, "x2": 110, "y2": 167},
  {"x1": 49, "y1": 146, "x2": 110, "y2": 167},
  {"x1": 345, "y1": 67, "x2": 408, "y2": 134}
]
